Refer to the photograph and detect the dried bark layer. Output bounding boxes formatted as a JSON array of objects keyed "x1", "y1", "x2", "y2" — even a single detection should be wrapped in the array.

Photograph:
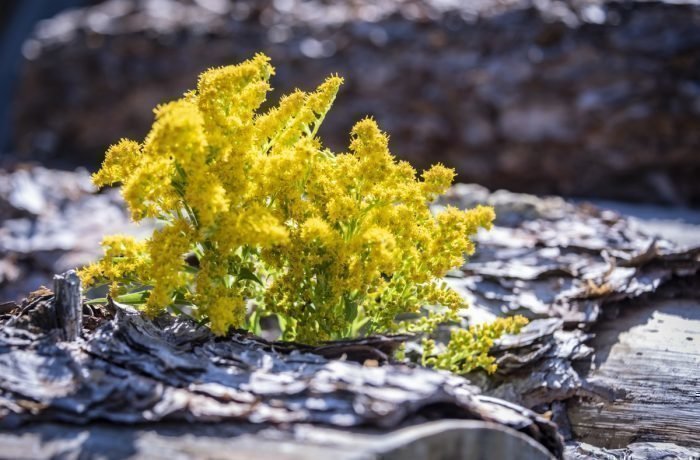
[
  {"x1": 445, "y1": 184, "x2": 700, "y2": 328},
  {"x1": 0, "y1": 298, "x2": 564, "y2": 459},
  {"x1": 443, "y1": 184, "x2": 700, "y2": 453}
]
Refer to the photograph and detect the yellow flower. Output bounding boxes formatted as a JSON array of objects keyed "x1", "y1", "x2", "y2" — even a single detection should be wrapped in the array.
[
  {"x1": 325, "y1": 195, "x2": 358, "y2": 223},
  {"x1": 85, "y1": 51, "x2": 510, "y2": 375},
  {"x1": 197, "y1": 53, "x2": 272, "y2": 152},
  {"x1": 184, "y1": 166, "x2": 228, "y2": 229},
  {"x1": 121, "y1": 157, "x2": 176, "y2": 221},
  {"x1": 422, "y1": 316, "x2": 529, "y2": 374},
  {"x1": 207, "y1": 295, "x2": 246, "y2": 336},
  {"x1": 77, "y1": 234, "x2": 150, "y2": 291},
  {"x1": 92, "y1": 139, "x2": 141, "y2": 187},
  {"x1": 421, "y1": 163, "x2": 456, "y2": 200},
  {"x1": 145, "y1": 219, "x2": 193, "y2": 315},
  {"x1": 214, "y1": 204, "x2": 289, "y2": 253},
  {"x1": 146, "y1": 98, "x2": 207, "y2": 165},
  {"x1": 300, "y1": 217, "x2": 335, "y2": 247}
]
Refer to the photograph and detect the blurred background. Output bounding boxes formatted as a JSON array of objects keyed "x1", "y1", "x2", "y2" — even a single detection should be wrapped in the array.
[
  {"x1": 3, "y1": 0, "x2": 700, "y2": 203},
  {"x1": 1, "y1": 0, "x2": 700, "y2": 300}
]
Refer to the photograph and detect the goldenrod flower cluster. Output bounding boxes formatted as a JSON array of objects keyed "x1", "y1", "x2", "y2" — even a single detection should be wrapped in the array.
[
  {"x1": 79, "y1": 54, "x2": 507, "y2": 351},
  {"x1": 422, "y1": 316, "x2": 529, "y2": 374}
]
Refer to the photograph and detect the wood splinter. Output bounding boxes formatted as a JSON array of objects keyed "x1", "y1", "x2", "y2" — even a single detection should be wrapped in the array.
[{"x1": 53, "y1": 270, "x2": 83, "y2": 341}]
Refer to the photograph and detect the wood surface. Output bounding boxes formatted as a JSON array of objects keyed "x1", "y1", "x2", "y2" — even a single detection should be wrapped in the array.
[{"x1": 568, "y1": 295, "x2": 700, "y2": 449}]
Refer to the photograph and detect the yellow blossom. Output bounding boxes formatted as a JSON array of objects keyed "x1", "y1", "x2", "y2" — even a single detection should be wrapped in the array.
[
  {"x1": 421, "y1": 163, "x2": 456, "y2": 200},
  {"x1": 422, "y1": 316, "x2": 529, "y2": 374},
  {"x1": 145, "y1": 219, "x2": 193, "y2": 315},
  {"x1": 92, "y1": 139, "x2": 141, "y2": 187},
  {"x1": 81, "y1": 52, "x2": 513, "y2": 372}
]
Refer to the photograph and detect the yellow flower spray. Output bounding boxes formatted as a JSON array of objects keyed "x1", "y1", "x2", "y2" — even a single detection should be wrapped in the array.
[{"x1": 80, "y1": 53, "x2": 525, "y2": 373}]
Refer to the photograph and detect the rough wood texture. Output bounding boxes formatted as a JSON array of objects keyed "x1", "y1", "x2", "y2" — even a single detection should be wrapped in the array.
[
  {"x1": 567, "y1": 291, "x2": 700, "y2": 449},
  {"x1": 565, "y1": 441, "x2": 700, "y2": 460},
  {"x1": 441, "y1": 185, "x2": 700, "y2": 456},
  {"x1": 469, "y1": 318, "x2": 594, "y2": 410},
  {"x1": 444, "y1": 184, "x2": 700, "y2": 328},
  {"x1": 0, "y1": 302, "x2": 564, "y2": 459},
  {"x1": 52, "y1": 270, "x2": 82, "y2": 341}
]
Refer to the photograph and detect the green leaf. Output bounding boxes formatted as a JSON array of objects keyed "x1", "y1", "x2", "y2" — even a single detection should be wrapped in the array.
[
  {"x1": 277, "y1": 314, "x2": 288, "y2": 334},
  {"x1": 86, "y1": 290, "x2": 151, "y2": 306},
  {"x1": 84, "y1": 298, "x2": 107, "y2": 305},
  {"x1": 183, "y1": 265, "x2": 199, "y2": 275},
  {"x1": 117, "y1": 290, "x2": 151, "y2": 304},
  {"x1": 350, "y1": 316, "x2": 371, "y2": 337},
  {"x1": 195, "y1": 316, "x2": 210, "y2": 329},
  {"x1": 237, "y1": 267, "x2": 263, "y2": 285},
  {"x1": 343, "y1": 296, "x2": 358, "y2": 323},
  {"x1": 247, "y1": 309, "x2": 262, "y2": 336},
  {"x1": 169, "y1": 304, "x2": 186, "y2": 317},
  {"x1": 172, "y1": 291, "x2": 190, "y2": 303}
]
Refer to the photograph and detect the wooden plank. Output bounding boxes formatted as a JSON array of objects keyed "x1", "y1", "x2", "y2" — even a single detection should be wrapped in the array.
[{"x1": 568, "y1": 297, "x2": 700, "y2": 448}]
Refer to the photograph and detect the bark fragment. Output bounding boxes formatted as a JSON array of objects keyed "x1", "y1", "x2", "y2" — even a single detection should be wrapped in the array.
[{"x1": 52, "y1": 270, "x2": 82, "y2": 341}]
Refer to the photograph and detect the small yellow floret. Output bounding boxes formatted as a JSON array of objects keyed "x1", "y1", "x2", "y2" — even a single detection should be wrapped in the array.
[{"x1": 92, "y1": 139, "x2": 141, "y2": 187}]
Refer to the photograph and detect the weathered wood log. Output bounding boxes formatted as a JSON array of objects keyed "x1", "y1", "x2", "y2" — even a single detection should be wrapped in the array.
[
  {"x1": 444, "y1": 184, "x2": 700, "y2": 328},
  {"x1": 52, "y1": 270, "x2": 82, "y2": 341},
  {"x1": 0, "y1": 304, "x2": 564, "y2": 459}
]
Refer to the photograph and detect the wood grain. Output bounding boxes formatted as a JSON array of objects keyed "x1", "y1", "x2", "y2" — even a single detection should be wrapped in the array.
[{"x1": 568, "y1": 297, "x2": 700, "y2": 448}]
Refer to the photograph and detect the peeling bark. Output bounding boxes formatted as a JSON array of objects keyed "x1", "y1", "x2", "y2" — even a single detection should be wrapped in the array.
[{"x1": 0, "y1": 299, "x2": 564, "y2": 458}]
